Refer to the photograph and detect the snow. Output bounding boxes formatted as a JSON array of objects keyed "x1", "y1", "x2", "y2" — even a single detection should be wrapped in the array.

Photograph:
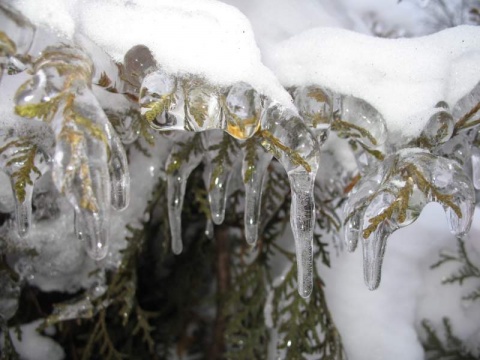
[
  {"x1": 1, "y1": 320, "x2": 65, "y2": 360},
  {"x1": 267, "y1": 25, "x2": 480, "y2": 139},
  {"x1": 7, "y1": 0, "x2": 293, "y2": 108}
]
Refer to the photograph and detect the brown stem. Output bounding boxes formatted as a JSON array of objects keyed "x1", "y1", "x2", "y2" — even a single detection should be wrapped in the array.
[{"x1": 209, "y1": 225, "x2": 230, "y2": 359}]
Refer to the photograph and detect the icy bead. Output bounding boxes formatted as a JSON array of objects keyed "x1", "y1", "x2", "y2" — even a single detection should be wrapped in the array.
[
  {"x1": 419, "y1": 102, "x2": 454, "y2": 147},
  {"x1": 140, "y1": 70, "x2": 181, "y2": 131},
  {"x1": 166, "y1": 133, "x2": 205, "y2": 254},
  {"x1": 340, "y1": 95, "x2": 387, "y2": 148},
  {"x1": 184, "y1": 78, "x2": 222, "y2": 132},
  {"x1": 242, "y1": 139, "x2": 272, "y2": 245},
  {"x1": 291, "y1": 85, "x2": 333, "y2": 145},
  {"x1": 224, "y1": 82, "x2": 263, "y2": 140}
]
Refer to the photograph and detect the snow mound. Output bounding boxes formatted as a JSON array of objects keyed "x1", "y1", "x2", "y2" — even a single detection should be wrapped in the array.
[
  {"x1": 267, "y1": 26, "x2": 480, "y2": 138},
  {"x1": 8, "y1": 0, "x2": 292, "y2": 107}
]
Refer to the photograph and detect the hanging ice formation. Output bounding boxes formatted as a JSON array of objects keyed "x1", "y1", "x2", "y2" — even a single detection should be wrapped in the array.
[{"x1": 1, "y1": 2, "x2": 480, "y2": 297}]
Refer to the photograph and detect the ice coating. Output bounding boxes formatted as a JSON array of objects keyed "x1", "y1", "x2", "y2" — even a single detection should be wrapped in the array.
[
  {"x1": 260, "y1": 104, "x2": 320, "y2": 297},
  {"x1": 267, "y1": 26, "x2": 480, "y2": 138},
  {"x1": 344, "y1": 149, "x2": 475, "y2": 289},
  {"x1": 8, "y1": 0, "x2": 293, "y2": 108},
  {"x1": 242, "y1": 138, "x2": 272, "y2": 245},
  {"x1": 166, "y1": 132, "x2": 205, "y2": 254}
]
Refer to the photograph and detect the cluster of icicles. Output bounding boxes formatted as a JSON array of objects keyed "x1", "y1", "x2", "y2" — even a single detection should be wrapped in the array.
[{"x1": 1, "y1": 5, "x2": 479, "y2": 298}]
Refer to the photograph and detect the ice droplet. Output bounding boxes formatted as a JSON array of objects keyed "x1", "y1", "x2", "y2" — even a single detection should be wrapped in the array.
[
  {"x1": 291, "y1": 85, "x2": 333, "y2": 145},
  {"x1": 420, "y1": 103, "x2": 454, "y2": 147},
  {"x1": 166, "y1": 133, "x2": 205, "y2": 254},
  {"x1": 242, "y1": 139, "x2": 272, "y2": 245},
  {"x1": 224, "y1": 82, "x2": 262, "y2": 140},
  {"x1": 341, "y1": 95, "x2": 387, "y2": 148},
  {"x1": 288, "y1": 170, "x2": 315, "y2": 298}
]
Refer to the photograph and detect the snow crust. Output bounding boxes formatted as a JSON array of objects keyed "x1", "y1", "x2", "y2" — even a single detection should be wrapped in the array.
[
  {"x1": 8, "y1": 0, "x2": 292, "y2": 108},
  {"x1": 267, "y1": 26, "x2": 480, "y2": 138}
]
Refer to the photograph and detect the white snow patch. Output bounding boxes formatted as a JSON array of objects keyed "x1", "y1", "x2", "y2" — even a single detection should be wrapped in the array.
[
  {"x1": 1, "y1": 320, "x2": 65, "y2": 360},
  {"x1": 267, "y1": 26, "x2": 480, "y2": 139}
]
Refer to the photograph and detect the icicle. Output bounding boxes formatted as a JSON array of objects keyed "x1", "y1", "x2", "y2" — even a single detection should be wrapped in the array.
[
  {"x1": 166, "y1": 132, "x2": 205, "y2": 254},
  {"x1": 242, "y1": 139, "x2": 272, "y2": 245},
  {"x1": 288, "y1": 170, "x2": 315, "y2": 298},
  {"x1": 362, "y1": 221, "x2": 394, "y2": 290},
  {"x1": 74, "y1": 206, "x2": 108, "y2": 261},
  {"x1": 205, "y1": 218, "x2": 214, "y2": 239},
  {"x1": 205, "y1": 130, "x2": 240, "y2": 225},
  {"x1": 11, "y1": 179, "x2": 33, "y2": 236},
  {"x1": 260, "y1": 104, "x2": 320, "y2": 297},
  {"x1": 472, "y1": 147, "x2": 480, "y2": 189},
  {"x1": 105, "y1": 123, "x2": 130, "y2": 210}
]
